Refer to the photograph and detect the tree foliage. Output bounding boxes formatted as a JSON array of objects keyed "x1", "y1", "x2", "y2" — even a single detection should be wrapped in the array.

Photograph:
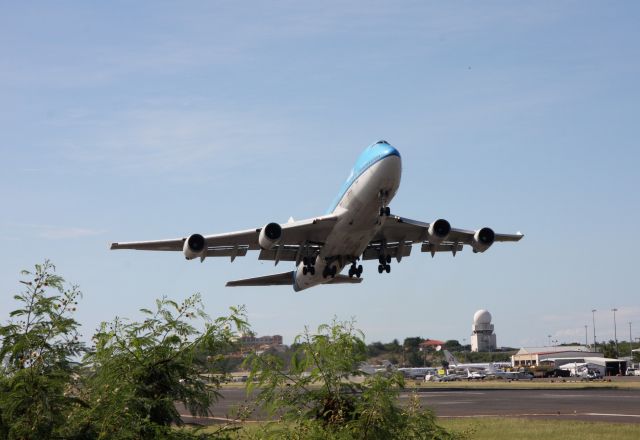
[
  {"x1": 0, "y1": 261, "x2": 86, "y2": 440},
  {"x1": 0, "y1": 263, "x2": 249, "y2": 440},
  {"x1": 246, "y1": 319, "x2": 464, "y2": 440},
  {"x1": 73, "y1": 295, "x2": 248, "y2": 439},
  {"x1": 1, "y1": 264, "x2": 463, "y2": 439}
]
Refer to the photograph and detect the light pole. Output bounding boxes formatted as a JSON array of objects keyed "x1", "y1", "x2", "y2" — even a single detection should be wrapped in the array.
[
  {"x1": 548, "y1": 335, "x2": 551, "y2": 346},
  {"x1": 584, "y1": 325, "x2": 588, "y2": 347},
  {"x1": 630, "y1": 322, "x2": 633, "y2": 357},
  {"x1": 612, "y1": 308, "x2": 619, "y2": 358},
  {"x1": 592, "y1": 309, "x2": 597, "y2": 351}
]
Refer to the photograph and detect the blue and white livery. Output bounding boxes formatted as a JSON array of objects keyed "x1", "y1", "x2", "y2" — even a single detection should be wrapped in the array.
[{"x1": 111, "y1": 141, "x2": 523, "y2": 291}]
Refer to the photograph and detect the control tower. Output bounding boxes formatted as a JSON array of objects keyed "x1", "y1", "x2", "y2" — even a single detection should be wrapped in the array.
[{"x1": 471, "y1": 309, "x2": 497, "y2": 352}]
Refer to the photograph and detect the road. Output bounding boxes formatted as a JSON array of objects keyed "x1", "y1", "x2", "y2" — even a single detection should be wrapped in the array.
[{"x1": 178, "y1": 386, "x2": 640, "y2": 425}]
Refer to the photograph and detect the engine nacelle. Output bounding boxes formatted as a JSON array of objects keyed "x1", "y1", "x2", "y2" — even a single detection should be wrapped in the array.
[
  {"x1": 427, "y1": 219, "x2": 451, "y2": 245},
  {"x1": 183, "y1": 233, "x2": 206, "y2": 260},
  {"x1": 259, "y1": 222, "x2": 282, "y2": 250},
  {"x1": 471, "y1": 227, "x2": 495, "y2": 253}
]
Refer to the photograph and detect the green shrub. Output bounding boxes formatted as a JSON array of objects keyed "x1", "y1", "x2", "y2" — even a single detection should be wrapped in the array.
[
  {"x1": 245, "y1": 319, "x2": 465, "y2": 440},
  {"x1": 0, "y1": 261, "x2": 86, "y2": 440}
]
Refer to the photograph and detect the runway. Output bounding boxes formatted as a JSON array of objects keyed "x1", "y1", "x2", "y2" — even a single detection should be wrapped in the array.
[
  {"x1": 179, "y1": 387, "x2": 640, "y2": 425},
  {"x1": 402, "y1": 388, "x2": 640, "y2": 423}
]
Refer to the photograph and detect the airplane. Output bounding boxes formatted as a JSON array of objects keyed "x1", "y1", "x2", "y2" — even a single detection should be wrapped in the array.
[
  {"x1": 110, "y1": 141, "x2": 524, "y2": 291},
  {"x1": 397, "y1": 367, "x2": 439, "y2": 379},
  {"x1": 466, "y1": 369, "x2": 486, "y2": 380},
  {"x1": 443, "y1": 350, "x2": 511, "y2": 371},
  {"x1": 558, "y1": 362, "x2": 603, "y2": 379},
  {"x1": 485, "y1": 365, "x2": 534, "y2": 381}
]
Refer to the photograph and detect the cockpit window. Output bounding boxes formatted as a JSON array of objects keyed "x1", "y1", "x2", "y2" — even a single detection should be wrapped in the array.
[{"x1": 376, "y1": 140, "x2": 388, "y2": 145}]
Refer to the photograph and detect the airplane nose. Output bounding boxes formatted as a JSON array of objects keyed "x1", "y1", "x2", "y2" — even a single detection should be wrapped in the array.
[
  {"x1": 375, "y1": 140, "x2": 401, "y2": 159},
  {"x1": 385, "y1": 144, "x2": 400, "y2": 158}
]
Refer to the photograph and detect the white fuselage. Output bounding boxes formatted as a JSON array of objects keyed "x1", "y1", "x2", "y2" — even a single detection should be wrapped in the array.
[{"x1": 293, "y1": 155, "x2": 402, "y2": 291}]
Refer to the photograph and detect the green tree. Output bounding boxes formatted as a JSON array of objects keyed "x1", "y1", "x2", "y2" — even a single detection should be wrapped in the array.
[
  {"x1": 366, "y1": 341, "x2": 386, "y2": 357},
  {"x1": 402, "y1": 337, "x2": 423, "y2": 351},
  {"x1": 443, "y1": 340, "x2": 462, "y2": 350},
  {"x1": 601, "y1": 340, "x2": 617, "y2": 359},
  {"x1": 246, "y1": 319, "x2": 464, "y2": 440},
  {"x1": 74, "y1": 295, "x2": 248, "y2": 440},
  {"x1": 384, "y1": 339, "x2": 401, "y2": 353},
  {"x1": 0, "y1": 261, "x2": 86, "y2": 440}
]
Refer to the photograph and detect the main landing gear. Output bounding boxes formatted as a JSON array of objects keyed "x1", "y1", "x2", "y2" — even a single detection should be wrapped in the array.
[
  {"x1": 302, "y1": 256, "x2": 316, "y2": 276},
  {"x1": 348, "y1": 263, "x2": 363, "y2": 278},
  {"x1": 322, "y1": 264, "x2": 337, "y2": 279},
  {"x1": 377, "y1": 255, "x2": 391, "y2": 274}
]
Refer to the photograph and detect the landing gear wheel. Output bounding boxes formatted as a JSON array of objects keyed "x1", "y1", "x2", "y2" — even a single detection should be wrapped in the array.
[
  {"x1": 357, "y1": 265, "x2": 363, "y2": 277},
  {"x1": 386, "y1": 255, "x2": 391, "y2": 264},
  {"x1": 385, "y1": 264, "x2": 391, "y2": 273},
  {"x1": 310, "y1": 267, "x2": 315, "y2": 275},
  {"x1": 303, "y1": 267, "x2": 308, "y2": 275},
  {"x1": 378, "y1": 264, "x2": 383, "y2": 274},
  {"x1": 331, "y1": 266, "x2": 337, "y2": 278},
  {"x1": 385, "y1": 207, "x2": 391, "y2": 216}
]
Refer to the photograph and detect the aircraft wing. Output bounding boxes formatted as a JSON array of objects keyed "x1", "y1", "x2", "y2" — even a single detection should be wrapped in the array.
[
  {"x1": 110, "y1": 214, "x2": 338, "y2": 261},
  {"x1": 367, "y1": 215, "x2": 523, "y2": 259}
]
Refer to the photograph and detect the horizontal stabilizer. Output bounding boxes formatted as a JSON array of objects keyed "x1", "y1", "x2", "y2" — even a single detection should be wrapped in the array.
[
  {"x1": 226, "y1": 271, "x2": 294, "y2": 287},
  {"x1": 328, "y1": 274, "x2": 363, "y2": 284},
  {"x1": 226, "y1": 272, "x2": 363, "y2": 287}
]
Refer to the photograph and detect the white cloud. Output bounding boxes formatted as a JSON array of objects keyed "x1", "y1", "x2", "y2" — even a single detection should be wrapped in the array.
[{"x1": 53, "y1": 105, "x2": 292, "y2": 177}]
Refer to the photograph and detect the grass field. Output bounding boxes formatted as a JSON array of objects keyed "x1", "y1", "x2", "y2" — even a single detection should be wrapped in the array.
[
  {"x1": 201, "y1": 417, "x2": 640, "y2": 439},
  {"x1": 440, "y1": 417, "x2": 640, "y2": 440}
]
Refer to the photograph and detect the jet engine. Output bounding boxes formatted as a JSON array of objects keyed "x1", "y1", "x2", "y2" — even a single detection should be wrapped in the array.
[
  {"x1": 471, "y1": 227, "x2": 495, "y2": 253},
  {"x1": 427, "y1": 219, "x2": 451, "y2": 244},
  {"x1": 259, "y1": 222, "x2": 282, "y2": 250},
  {"x1": 183, "y1": 233, "x2": 206, "y2": 260}
]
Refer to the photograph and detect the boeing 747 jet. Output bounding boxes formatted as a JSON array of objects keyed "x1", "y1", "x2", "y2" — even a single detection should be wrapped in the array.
[{"x1": 111, "y1": 141, "x2": 523, "y2": 291}]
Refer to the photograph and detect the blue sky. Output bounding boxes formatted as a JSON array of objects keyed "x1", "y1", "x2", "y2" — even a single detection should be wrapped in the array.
[{"x1": 1, "y1": 1, "x2": 639, "y2": 349}]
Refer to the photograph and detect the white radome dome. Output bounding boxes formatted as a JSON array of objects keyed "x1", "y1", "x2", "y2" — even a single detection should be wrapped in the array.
[{"x1": 473, "y1": 309, "x2": 492, "y2": 325}]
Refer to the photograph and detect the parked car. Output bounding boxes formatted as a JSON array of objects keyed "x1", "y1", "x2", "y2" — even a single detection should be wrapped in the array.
[{"x1": 626, "y1": 368, "x2": 640, "y2": 376}]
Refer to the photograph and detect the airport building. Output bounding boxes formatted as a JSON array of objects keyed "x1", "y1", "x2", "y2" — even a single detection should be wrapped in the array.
[
  {"x1": 418, "y1": 339, "x2": 445, "y2": 350},
  {"x1": 512, "y1": 346, "x2": 598, "y2": 367},
  {"x1": 511, "y1": 346, "x2": 627, "y2": 375},
  {"x1": 471, "y1": 309, "x2": 496, "y2": 352},
  {"x1": 237, "y1": 334, "x2": 283, "y2": 347}
]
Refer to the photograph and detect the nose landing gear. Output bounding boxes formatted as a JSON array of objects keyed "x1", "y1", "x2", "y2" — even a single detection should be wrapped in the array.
[{"x1": 378, "y1": 190, "x2": 391, "y2": 216}]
